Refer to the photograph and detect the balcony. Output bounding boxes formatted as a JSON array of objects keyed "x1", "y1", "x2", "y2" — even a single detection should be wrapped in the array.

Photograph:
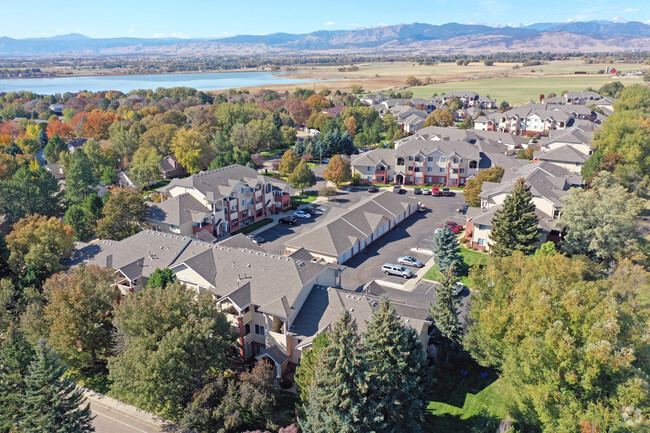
[{"x1": 255, "y1": 190, "x2": 262, "y2": 198}]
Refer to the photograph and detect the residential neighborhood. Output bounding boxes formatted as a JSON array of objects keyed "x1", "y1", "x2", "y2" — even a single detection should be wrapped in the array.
[{"x1": 0, "y1": 20, "x2": 648, "y2": 432}]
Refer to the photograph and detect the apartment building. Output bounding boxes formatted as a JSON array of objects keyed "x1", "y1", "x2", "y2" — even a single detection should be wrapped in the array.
[{"x1": 146, "y1": 164, "x2": 291, "y2": 239}]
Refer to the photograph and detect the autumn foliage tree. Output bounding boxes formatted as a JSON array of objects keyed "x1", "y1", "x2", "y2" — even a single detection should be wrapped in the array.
[
  {"x1": 171, "y1": 128, "x2": 216, "y2": 173},
  {"x1": 323, "y1": 154, "x2": 352, "y2": 186},
  {"x1": 423, "y1": 108, "x2": 454, "y2": 127},
  {"x1": 83, "y1": 111, "x2": 120, "y2": 140},
  {"x1": 284, "y1": 99, "x2": 311, "y2": 125},
  {"x1": 463, "y1": 166, "x2": 505, "y2": 207},
  {"x1": 46, "y1": 120, "x2": 74, "y2": 141}
]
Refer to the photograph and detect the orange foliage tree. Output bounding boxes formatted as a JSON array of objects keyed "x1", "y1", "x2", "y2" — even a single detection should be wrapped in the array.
[
  {"x1": 306, "y1": 94, "x2": 332, "y2": 112},
  {"x1": 83, "y1": 111, "x2": 120, "y2": 140},
  {"x1": 46, "y1": 120, "x2": 74, "y2": 141}
]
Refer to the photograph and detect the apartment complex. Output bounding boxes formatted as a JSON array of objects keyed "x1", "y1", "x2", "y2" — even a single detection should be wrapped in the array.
[{"x1": 146, "y1": 164, "x2": 291, "y2": 239}]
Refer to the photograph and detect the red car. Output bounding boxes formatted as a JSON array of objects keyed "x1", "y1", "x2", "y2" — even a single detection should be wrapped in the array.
[
  {"x1": 431, "y1": 186, "x2": 441, "y2": 196},
  {"x1": 440, "y1": 220, "x2": 463, "y2": 234}
]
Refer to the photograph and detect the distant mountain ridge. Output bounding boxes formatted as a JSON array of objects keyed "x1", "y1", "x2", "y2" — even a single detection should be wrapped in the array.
[{"x1": 1, "y1": 20, "x2": 650, "y2": 56}]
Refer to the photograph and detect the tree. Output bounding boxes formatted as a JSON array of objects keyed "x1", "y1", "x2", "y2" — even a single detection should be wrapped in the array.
[
  {"x1": 139, "y1": 122, "x2": 178, "y2": 155},
  {"x1": 146, "y1": 268, "x2": 176, "y2": 289},
  {"x1": 305, "y1": 94, "x2": 331, "y2": 112},
  {"x1": 37, "y1": 128, "x2": 49, "y2": 149},
  {"x1": 130, "y1": 148, "x2": 162, "y2": 188},
  {"x1": 0, "y1": 233, "x2": 9, "y2": 279},
  {"x1": 288, "y1": 160, "x2": 316, "y2": 194},
  {"x1": 458, "y1": 116, "x2": 474, "y2": 130},
  {"x1": 109, "y1": 282, "x2": 236, "y2": 420},
  {"x1": 489, "y1": 178, "x2": 539, "y2": 256},
  {"x1": 432, "y1": 228, "x2": 463, "y2": 277},
  {"x1": 300, "y1": 311, "x2": 370, "y2": 433},
  {"x1": 464, "y1": 253, "x2": 650, "y2": 432},
  {"x1": 278, "y1": 148, "x2": 300, "y2": 176},
  {"x1": 6, "y1": 215, "x2": 76, "y2": 287},
  {"x1": 43, "y1": 266, "x2": 119, "y2": 369},
  {"x1": 171, "y1": 128, "x2": 215, "y2": 173},
  {"x1": 560, "y1": 172, "x2": 643, "y2": 262},
  {"x1": 19, "y1": 340, "x2": 94, "y2": 433},
  {"x1": 318, "y1": 186, "x2": 337, "y2": 200},
  {"x1": 405, "y1": 76, "x2": 422, "y2": 87},
  {"x1": 109, "y1": 123, "x2": 140, "y2": 160},
  {"x1": 295, "y1": 332, "x2": 329, "y2": 404},
  {"x1": 423, "y1": 108, "x2": 454, "y2": 127},
  {"x1": 65, "y1": 149, "x2": 96, "y2": 206},
  {"x1": 350, "y1": 85, "x2": 364, "y2": 94},
  {"x1": 96, "y1": 189, "x2": 147, "y2": 240},
  {"x1": 64, "y1": 205, "x2": 94, "y2": 242},
  {"x1": 429, "y1": 271, "x2": 463, "y2": 366},
  {"x1": 4, "y1": 141, "x2": 22, "y2": 156},
  {"x1": 284, "y1": 99, "x2": 311, "y2": 125},
  {"x1": 84, "y1": 110, "x2": 119, "y2": 140},
  {"x1": 0, "y1": 329, "x2": 35, "y2": 431},
  {"x1": 280, "y1": 125, "x2": 297, "y2": 148},
  {"x1": 0, "y1": 166, "x2": 63, "y2": 223},
  {"x1": 463, "y1": 166, "x2": 504, "y2": 207},
  {"x1": 598, "y1": 81, "x2": 624, "y2": 98},
  {"x1": 343, "y1": 116, "x2": 358, "y2": 137},
  {"x1": 364, "y1": 297, "x2": 430, "y2": 433},
  {"x1": 323, "y1": 154, "x2": 352, "y2": 186},
  {"x1": 100, "y1": 165, "x2": 116, "y2": 186},
  {"x1": 43, "y1": 134, "x2": 66, "y2": 163},
  {"x1": 45, "y1": 120, "x2": 74, "y2": 141}
]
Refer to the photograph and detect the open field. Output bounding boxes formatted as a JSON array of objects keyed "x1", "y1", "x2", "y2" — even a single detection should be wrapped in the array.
[{"x1": 242, "y1": 59, "x2": 646, "y2": 104}]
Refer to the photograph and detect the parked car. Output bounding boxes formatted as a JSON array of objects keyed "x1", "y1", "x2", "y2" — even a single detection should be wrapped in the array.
[
  {"x1": 457, "y1": 203, "x2": 469, "y2": 214},
  {"x1": 279, "y1": 216, "x2": 297, "y2": 225},
  {"x1": 397, "y1": 256, "x2": 424, "y2": 268},
  {"x1": 453, "y1": 282, "x2": 467, "y2": 296},
  {"x1": 440, "y1": 220, "x2": 463, "y2": 234},
  {"x1": 368, "y1": 186, "x2": 379, "y2": 193},
  {"x1": 414, "y1": 188, "x2": 422, "y2": 195},
  {"x1": 247, "y1": 234, "x2": 265, "y2": 244},
  {"x1": 294, "y1": 210, "x2": 311, "y2": 218},
  {"x1": 382, "y1": 263, "x2": 414, "y2": 279},
  {"x1": 431, "y1": 186, "x2": 441, "y2": 196},
  {"x1": 421, "y1": 188, "x2": 431, "y2": 195},
  {"x1": 418, "y1": 204, "x2": 426, "y2": 212},
  {"x1": 442, "y1": 187, "x2": 452, "y2": 196},
  {"x1": 392, "y1": 185, "x2": 401, "y2": 193}
]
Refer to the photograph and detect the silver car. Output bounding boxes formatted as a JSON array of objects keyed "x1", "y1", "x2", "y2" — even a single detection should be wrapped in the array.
[
  {"x1": 397, "y1": 256, "x2": 424, "y2": 268},
  {"x1": 382, "y1": 263, "x2": 414, "y2": 279}
]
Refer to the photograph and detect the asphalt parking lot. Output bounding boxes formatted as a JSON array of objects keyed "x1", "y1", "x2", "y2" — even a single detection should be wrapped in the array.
[{"x1": 340, "y1": 191, "x2": 465, "y2": 291}]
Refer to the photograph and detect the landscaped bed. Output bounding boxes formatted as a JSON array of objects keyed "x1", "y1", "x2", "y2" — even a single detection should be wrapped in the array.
[
  {"x1": 423, "y1": 244, "x2": 488, "y2": 287},
  {"x1": 230, "y1": 218, "x2": 274, "y2": 235}
]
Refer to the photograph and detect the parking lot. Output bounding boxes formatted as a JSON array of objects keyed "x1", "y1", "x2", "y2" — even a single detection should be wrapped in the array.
[{"x1": 255, "y1": 188, "x2": 466, "y2": 291}]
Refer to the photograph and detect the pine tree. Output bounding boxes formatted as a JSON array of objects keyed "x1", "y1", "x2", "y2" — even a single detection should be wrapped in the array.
[
  {"x1": 5, "y1": 141, "x2": 22, "y2": 156},
  {"x1": 295, "y1": 332, "x2": 329, "y2": 404},
  {"x1": 489, "y1": 178, "x2": 539, "y2": 257},
  {"x1": 363, "y1": 297, "x2": 430, "y2": 433},
  {"x1": 43, "y1": 134, "x2": 66, "y2": 163},
  {"x1": 429, "y1": 271, "x2": 463, "y2": 366},
  {"x1": 300, "y1": 310, "x2": 369, "y2": 433},
  {"x1": 432, "y1": 227, "x2": 463, "y2": 277},
  {"x1": 65, "y1": 149, "x2": 96, "y2": 206},
  {"x1": 20, "y1": 340, "x2": 94, "y2": 433},
  {"x1": 0, "y1": 329, "x2": 35, "y2": 433},
  {"x1": 37, "y1": 128, "x2": 49, "y2": 149}
]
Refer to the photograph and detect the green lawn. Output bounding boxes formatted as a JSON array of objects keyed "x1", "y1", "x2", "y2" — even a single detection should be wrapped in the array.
[
  {"x1": 407, "y1": 74, "x2": 642, "y2": 105},
  {"x1": 291, "y1": 192, "x2": 318, "y2": 205},
  {"x1": 426, "y1": 362, "x2": 512, "y2": 433},
  {"x1": 423, "y1": 244, "x2": 489, "y2": 287},
  {"x1": 230, "y1": 218, "x2": 273, "y2": 235}
]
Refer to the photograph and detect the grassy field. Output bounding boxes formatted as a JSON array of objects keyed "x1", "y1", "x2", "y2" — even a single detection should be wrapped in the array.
[
  {"x1": 291, "y1": 192, "x2": 318, "y2": 205},
  {"x1": 407, "y1": 74, "x2": 641, "y2": 105},
  {"x1": 423, "y1": 244, "x2": 488, "y2": 286}
]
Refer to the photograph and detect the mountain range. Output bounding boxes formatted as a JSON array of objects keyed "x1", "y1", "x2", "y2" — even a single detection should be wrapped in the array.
[{"x1": 2, "y1": 20, "x2": 650, "y2": 56}]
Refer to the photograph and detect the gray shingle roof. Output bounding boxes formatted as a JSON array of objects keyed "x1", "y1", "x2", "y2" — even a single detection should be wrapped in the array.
[
  {"x1": 533, "y1": 145, "x2": 588, "y2": 164},
  {"x1": 146, "y1": 193, "x2": 211, "y2": 226}
]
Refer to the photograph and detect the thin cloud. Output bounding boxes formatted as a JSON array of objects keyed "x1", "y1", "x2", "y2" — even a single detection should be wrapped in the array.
[
  {"x1": 623, "y1": 8, "x2": 639, "y2": 12},
  {"x1": 324, "y1": 21, "x2": 335, "y2": 26}
]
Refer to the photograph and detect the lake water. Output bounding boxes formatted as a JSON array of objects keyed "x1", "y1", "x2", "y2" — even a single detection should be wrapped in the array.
[{"x1": 0, "y1": 71, "x2": 325, "y2": 94}]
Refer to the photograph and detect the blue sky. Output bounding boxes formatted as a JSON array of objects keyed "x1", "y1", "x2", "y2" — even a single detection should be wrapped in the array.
[{"x1": 4, "y1": 0, "x2": 649, "y2": 39}]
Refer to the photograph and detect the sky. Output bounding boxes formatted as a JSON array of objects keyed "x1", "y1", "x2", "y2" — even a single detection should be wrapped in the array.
[{"x1": 2, "y1": 0, "x2": 649, "y2": 39}]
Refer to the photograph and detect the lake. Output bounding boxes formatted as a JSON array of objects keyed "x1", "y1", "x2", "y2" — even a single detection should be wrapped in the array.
[{"x1": 0, "y1": 71, "x2": 325, "y2": 94}]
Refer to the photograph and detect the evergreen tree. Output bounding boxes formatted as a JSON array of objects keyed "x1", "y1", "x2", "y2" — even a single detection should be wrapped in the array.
[
  {"x1": 37, "y1": 128, "x2": 49, "y2": 149},
  {"x1": 82, "y1": 193, "x2": 104, "y2": 222},
  {"x1": 5, "y1": 141, "x2": 22, "y2": 156},
  {"x1": 341, "y1": 131, "x2": 356, "y2": 155},
  {"x1": 363, "y1": 297, "x2": 431, "y2": 433},
  {"x1": 489, "y1": 178, "x2": 539, "y2": 256},
  {"x1": 432, "y1": 227, "x2": 463, "y2": 277},
  {"x1": 429, "y1": 271, "x2": 463, "y2": 365},
  {"x1": 43, "y1": 134, "x2": 66, "y2": 163},
  {"x1": 0, "y1": 233, "x2": 9, "y2": 279},
  {"x1": 295, "y1": 332, "x2": 329, "y2": 404},
  {"x1": 300, "y1": 310, "x2": 369, "y2": 433},
  {"x1": 0, "y1": 329, "x2": 35, "y2": 433},
  {"x1": 293, "y1": 140, "x2": 305, "y2": 157},
  {"x1": 65, "y1": 149, "x2": 96, "y2": 206},
  {"x1": 20, "y1": 340, "x2": 94, "y2": 433},
  {"x1": 64, "y1": 205, "x2": 94, "y2": 242}
]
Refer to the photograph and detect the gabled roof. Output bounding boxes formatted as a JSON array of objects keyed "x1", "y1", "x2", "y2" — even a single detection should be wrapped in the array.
[
  {"x1": 285, "y1": 192, "x2": 417, "y2": 258},
  {"x1": 146, "y1": 193, "x2": 211, "y2": 226},
  {"x1": 350, "y1": 149, "x2": 395, "y2": 167},
  {"x1": 533, "y1": 145, "x2": 588, "y2": 164}
]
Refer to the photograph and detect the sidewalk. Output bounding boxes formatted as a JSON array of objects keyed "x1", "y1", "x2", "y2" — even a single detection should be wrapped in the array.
[
  {"x1": 83, "y1": 388, "x2": 192, "y2": 432},
  {"x1": 375, "y1": 255, "x2": 436, "y2": 292}
]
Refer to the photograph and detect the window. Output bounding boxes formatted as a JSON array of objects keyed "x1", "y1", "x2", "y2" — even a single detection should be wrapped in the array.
[
  {"x1": 440, "y1": 157, "x2": 446, "y2": 162},
  {"x1": 387, "y1": 166, "x2": 391, "y2": 170},
  {"x1": 439, "y1": 167, "x2": 445, "y2": 173},
  {"x1": 407, "y1": 166, "x2": 413, "y2": 171},
  {"x1": 469, "y1": 160, "x2": 478, "y2": 169},
  {"x1": 478, "y1": 238, "x2": 486, "y2": 246},
  {"x1": 244, "y1": 324, "x2": 251, "y2": 335},
  {"x1": 253, "y1": 305, "x2": 259, "y2": 313},
  {"x1": 266, "y1": 184, "x2": 271, "y2": 193},
  {"x1": 408, "y1": 156, "x2": 414, "y2": 161},
  {"x1": 255, "y1": 324, "x2": 265, "y2": 336},
  {"x1": 230, "y1": 192, "x2": 237, "y2": 199},
  {"x1": 427, "y1": 167, "x2": 433, "y2": 172},
  {"x1": 368, "y1": 166, "x2": 372, "y2": 171},
  {"x1": 230, "y1": 204, "x2": 237, "y2": 211},
  {"x1": 427, "y1": 156, "x2": 434, "y2": 162},
  {"x1": 478, "y1": 224, "x2": 487, "y2": 231},
  {"x1": 460, "y1": 168, "x2": 465, "y2": 174},
  {"x1": 241, "y1": 199, "x2": 247, "y2": 206}
]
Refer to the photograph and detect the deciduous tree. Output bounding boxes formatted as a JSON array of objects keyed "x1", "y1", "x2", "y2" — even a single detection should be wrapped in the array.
[
  {"x1": 463, "y1": 166, "x2": 504, "y2": 207},
  {"x1": 0, "y1": 166, "x2": 62, "y2": 223},
  {"x1": 130, "y1": 148, "x2": 162, "y2": 188},
  {"x1": 43, "y1": 265, "x2": 119, "y2": 369},
  {"x1": 323, "y1": 154, "x2": 351, "y2": 186},
  {"x1": 278, "y1": 149, "x2": 300, "y2": 176},
  {"x1": 96, "y1": 189, "x2": 147, "y2": 240},
  {"x1": 64, "y1": 149, "x2": 96, "y2": 206},
  {"x1": 171, "y1": 128, "x2": 215, "y2": 173},
  {"x1": 289, "y1": 160, "x2": 316, "y2": 194},
  {"x1": 423, "y1": 108, "x2": 454, "y2": 127},
  {"x1": 146, "y1": 268, "x2": 176, "y2": 289},
  {"x1": 43, "y1": 134, "x2": 67, "y2": 163}
]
